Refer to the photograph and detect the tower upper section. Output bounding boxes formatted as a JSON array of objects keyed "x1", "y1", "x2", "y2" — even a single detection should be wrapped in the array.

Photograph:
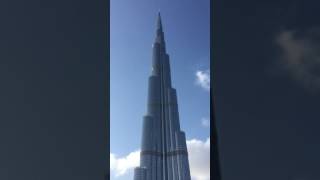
[{"x1": 154, "y1": 12, "x2": 166, "y2": 51}]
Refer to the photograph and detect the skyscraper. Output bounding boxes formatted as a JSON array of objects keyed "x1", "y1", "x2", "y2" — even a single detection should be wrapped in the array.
[{"x1": 133, "y1": 13, "x2": 191, "y2": 180}]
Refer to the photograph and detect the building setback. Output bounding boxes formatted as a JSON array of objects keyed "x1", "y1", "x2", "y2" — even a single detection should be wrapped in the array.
[{"x1": 133, "y1": 13, "x2": 191, "y2": 180}]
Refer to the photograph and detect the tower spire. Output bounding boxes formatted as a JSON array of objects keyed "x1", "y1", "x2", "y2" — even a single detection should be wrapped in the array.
[
  {"x1": 157, "y1": 11, "x2": 162, "y2": 31},
  {"x1": 155, "y1": 12, "x2": 166, "y2": 50}
]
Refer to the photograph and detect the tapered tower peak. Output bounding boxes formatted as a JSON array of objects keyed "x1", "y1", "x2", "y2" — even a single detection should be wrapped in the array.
[
  {"x1": 157, "y1": 12, "x2": 162, "y2": 31},
  {"x1": 155, "y1": 12, "x2": 166, "y2": 50}
]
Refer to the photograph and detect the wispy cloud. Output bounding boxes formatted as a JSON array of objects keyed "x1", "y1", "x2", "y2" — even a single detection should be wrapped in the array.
[
  {"x1": 110, "y1": 137, "x2": 210, "y2": 180},
  {"x1": 275, "y1": 28, "x2": 320, "y2": 92},
  {"x1": 110, "y1": 150, "x2": 140, "y2": 177},
  {"x1": 195, "y1": 70, "x2": 210, "y2": 91},
  {"x1": 201, "y1": 117, "x2": 210, "y2": 128}
]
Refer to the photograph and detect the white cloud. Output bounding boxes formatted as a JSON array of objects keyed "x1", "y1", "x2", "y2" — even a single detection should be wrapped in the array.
[
  {"x1": 110, "y1": 150, "x2": 140, "y2": 177},
  {"x1": 195, "y1": 70, "x2": 210, "y2": 91},
  {"x1": 110, "y1": 137, "x2": 210, "y2": 180},
  {"x1": 201, "y1": 118, "x2": 210, "y2": 128},
  {"x1": 187, "y1": 138, "x2": 210, "y2": 180}
]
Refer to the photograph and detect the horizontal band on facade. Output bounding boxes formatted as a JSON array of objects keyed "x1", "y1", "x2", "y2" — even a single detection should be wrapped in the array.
[
  {"x1": 148, "y1": 102, "x2": 177, "y2": 106},
  {"x1": 140, "y1": 150, "x2": 188, "y2": 157}
]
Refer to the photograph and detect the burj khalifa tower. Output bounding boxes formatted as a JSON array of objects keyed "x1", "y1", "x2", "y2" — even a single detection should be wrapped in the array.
[{"x1": 133, "y1": 13, "x2": 191, "y2": 180}]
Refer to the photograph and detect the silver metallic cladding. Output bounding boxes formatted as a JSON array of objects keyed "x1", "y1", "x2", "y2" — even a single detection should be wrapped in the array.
[{"x1": 134, "y1": 13, "x2": 191, "y2": 180}]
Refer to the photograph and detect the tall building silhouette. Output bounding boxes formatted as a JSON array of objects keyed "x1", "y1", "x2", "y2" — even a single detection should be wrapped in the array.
[{"x1": 133, "y1": 13, "x2": 191, "y2": 180}]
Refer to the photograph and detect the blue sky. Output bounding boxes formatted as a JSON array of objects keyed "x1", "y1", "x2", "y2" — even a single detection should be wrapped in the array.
[{"x1": 110, "y1": 0, "x2": 210, "y2": 179}]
